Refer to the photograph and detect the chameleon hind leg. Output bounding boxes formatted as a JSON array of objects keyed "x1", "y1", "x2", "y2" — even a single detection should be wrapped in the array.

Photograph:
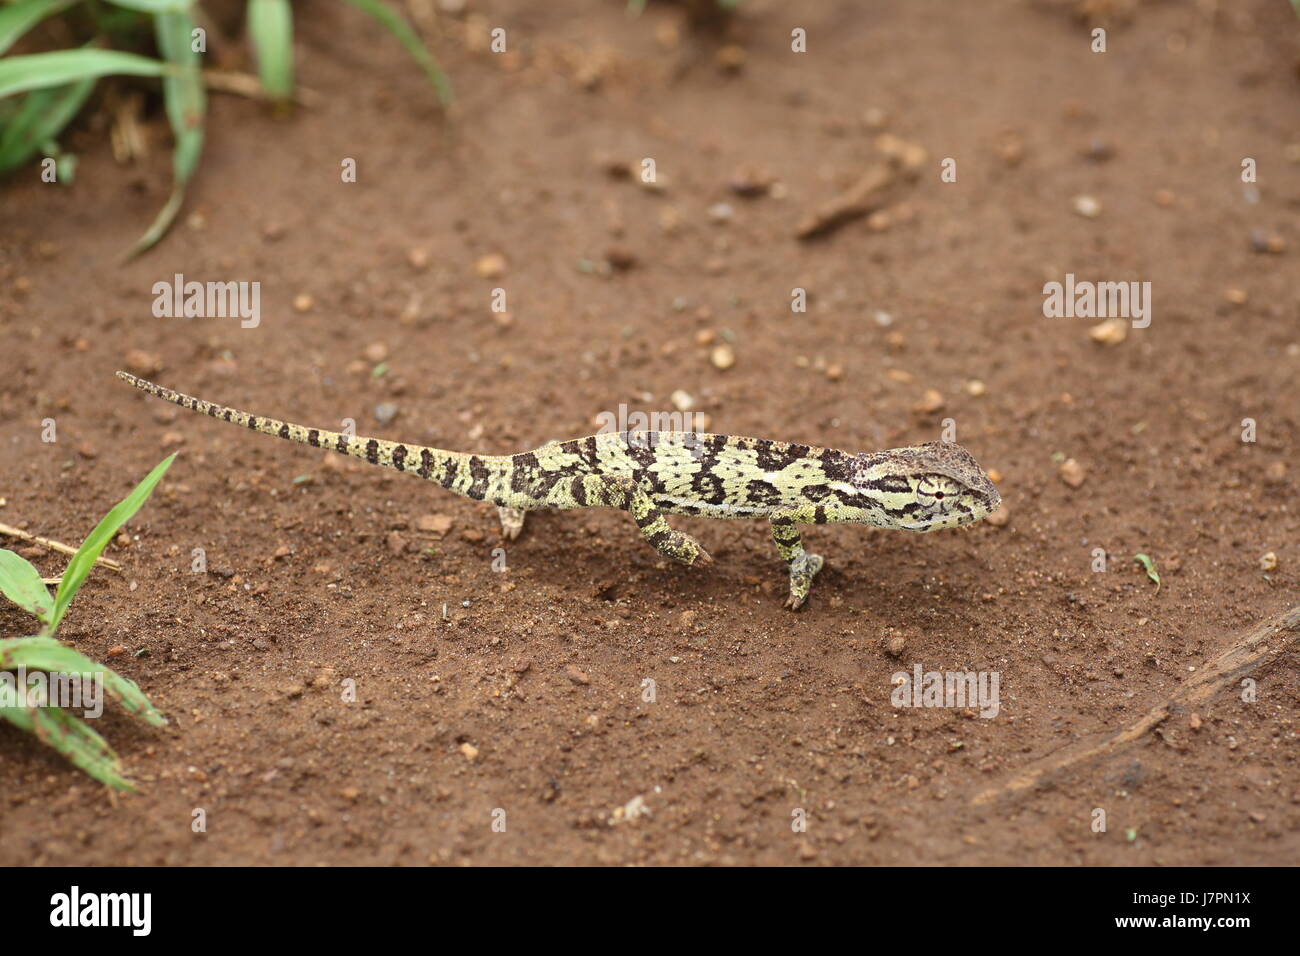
[
  {"x1": 556, "y1": 474, "x2": 712, "y2": 567},
  {"x1": 769, "y1": 509, "x2": 824, "y2": 610},
  {"x1": 496, "y1": 506, "x2": 526, "y2": 541}
]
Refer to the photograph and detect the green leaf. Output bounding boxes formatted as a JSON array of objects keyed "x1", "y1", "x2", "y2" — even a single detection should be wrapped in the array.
[
  {"x1": 48, "y1": 455, "x2": 175, "y2": 632},
  {"x1": 0, "y1": 76, "x2": 96, "y2": 177},
  {"x1": 0, "y1": 550, "x2": 54, "y2": 623},
  {"x1": 247, "y1": 0, "x2": 294, "y2": 103},
  {"x1": 0, "y1": 0, "x2": 78, "y2": 57},
  {"x1": 341, "y1": 0, "x2": 452, "y2": 107},
  {"x1": 123, "y1": 10, "x2": 204, "y2": 258},
  {"x1": 1134, "y1": 553, "x2": 1160, "y2": 591},
  {"x1": 0, "y1": 635, "x2": 167, "y2": 727},
  {"x1": 0, "y1": 49, "x2": 168, "y2": 99},
  {"x1": 18, "y1": 705, "x2": 135, "y2": 791}
]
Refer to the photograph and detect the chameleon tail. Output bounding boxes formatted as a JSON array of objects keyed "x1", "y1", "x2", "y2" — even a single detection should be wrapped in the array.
[{"x1": 115, "y1": 371, "x2": 506, "y2": 501}]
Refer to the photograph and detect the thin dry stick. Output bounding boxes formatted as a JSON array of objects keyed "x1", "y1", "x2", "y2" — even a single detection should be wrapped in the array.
[
  {"x1": 0, "y1": 522, "x2": 122, "y2": 572},
  {"x1": 203, "y1": 70, "x2": 321, "y2": 106},
  {"x1": 972, "y1": 603, "x2": 1300, "y2": 805}
]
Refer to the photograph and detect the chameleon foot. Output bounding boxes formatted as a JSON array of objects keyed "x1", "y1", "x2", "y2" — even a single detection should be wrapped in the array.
[
  {"x1": 665, "y1": 531, "x2": 712, "y2": 567},
  {"x1": 497, "y1": 506, "x2": 526, "y2": 541},
  {"x1": 783, "y1": 553, "x2": 824, "y2": 610}
]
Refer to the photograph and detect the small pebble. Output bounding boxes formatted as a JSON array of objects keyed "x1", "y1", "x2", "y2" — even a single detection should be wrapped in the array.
[
  {"x1": 1259, "y1": 552, "x2": 1277, "y2": 571},
  {"x1": 1089, "y1": 318, "x2": 1128, "y2": 346},
  {"x1": 292, "y1": 292, "x2": 314, "y2": 312},
  {"x1": 374, "y1": 403, "x2": 399, "y2": 426},
  {"x1": 1072, "y1": 195, "x2": 1102, "y2": 218},
  {"x1": 475, "y1": 253, "x2": 507, "y2": 279},
  {"x1": 710, "y1": 344, "x2": 735, "y2": 370},
  {"x1": 1059, "y1": 458, "x2": 1086, "y2": 488}
]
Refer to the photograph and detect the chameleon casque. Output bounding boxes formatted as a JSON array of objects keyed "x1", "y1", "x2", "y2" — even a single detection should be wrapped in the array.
[{"x1": 117, "y1": 372, "x2": 1001, "y2": 609}]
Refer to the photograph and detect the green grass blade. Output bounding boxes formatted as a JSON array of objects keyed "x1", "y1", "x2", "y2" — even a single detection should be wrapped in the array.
[
  {"x1": 340, "y1": 0, "x2": 452, "y2": 107},
  {"x1": 0, "y1": 49, "x2": 167, "y2": 98},
  {"x1": 0, "y1": 635, "x2": 166, "y2": 726},
  {"x1": 247, "y1": 0, "x2": 294, "y2": 103},
  {"x1": 0, "y1": 0, "x2": 78, "y2": 57},
  {"x1": 0, "y1": 550, "x2": 54, "y2": 624},
  {"x1": 48, "y1": 454, "x2": 175, "y2": 632},
  {"x1": 123, "y1": 10, "x2": 204, "y2": 258},
  {"x1": 0, "y1": 75, "x2": 96, "y2": 176}
]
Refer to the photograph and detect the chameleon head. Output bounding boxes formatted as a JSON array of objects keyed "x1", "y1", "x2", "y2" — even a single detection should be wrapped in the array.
[{"x1": 856, "y1": 441, "x2": 1001, "y2": 532}]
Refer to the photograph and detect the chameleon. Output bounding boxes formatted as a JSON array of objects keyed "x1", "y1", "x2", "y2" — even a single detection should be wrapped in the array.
[{"x1": 116, "y1": 371, "x2": 1002, "y2": 609}]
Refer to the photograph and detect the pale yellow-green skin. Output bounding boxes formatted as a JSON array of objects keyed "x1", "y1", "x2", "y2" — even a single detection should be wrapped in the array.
[{"x1": 117, "y1": 372, "x2": 1001, "y2": 609}]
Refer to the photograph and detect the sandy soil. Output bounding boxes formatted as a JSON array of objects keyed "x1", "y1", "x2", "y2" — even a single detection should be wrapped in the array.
[{"x1": 1, "y1": 0, "x2": 1297, "y2": 865}]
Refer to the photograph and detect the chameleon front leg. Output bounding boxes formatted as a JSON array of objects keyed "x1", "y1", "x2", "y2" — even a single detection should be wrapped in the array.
[
  {"x1": 769, "y1": 508, "x2": 824, "y2": 610},
  {"x1": 496, "y1": 506, "x2": 527, "y2": 540},
  {"x1": 555, "y1": 474, "x2": 712, "y2": 567}
]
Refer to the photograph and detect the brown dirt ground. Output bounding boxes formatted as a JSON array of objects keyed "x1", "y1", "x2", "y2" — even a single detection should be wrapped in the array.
[{"x1": 1, "y1": 0, "x2": 1298, "y2": 866}]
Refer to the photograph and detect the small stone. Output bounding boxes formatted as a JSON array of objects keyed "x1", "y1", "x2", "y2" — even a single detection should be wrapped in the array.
[
  {"x1": 475, "y1": 253, "x2": 507, "y2": 279},
  {"x1": 986, "y1": 469, "x2": 1003, "y2": 483},
  {"x1": 1264, "y1": 461, "x2": 1286, "y2": 482},
  {"x1": 707, "y1": 202, "x2": 735, "y2": 223},
  {"x1": 273, "y1": 545, "x2": 291, "y2": 559},
  {"x1": 124, "y1": 350, "x2": 163, "y2": 376},
  {"x1": 605, "y1": 245, "x2": 636, "y2": 270},
  {"x1": 416, "y1": 514, "x2": 453, "y2": 535},
  {"x1": 670, "y1": 390, "x2": 694, "y2": 412},
  {"x1": 1224, "y1": 287, "x2": 1248, "y2": 305},
  {"x1": 914, "y1": 388, "x2": 944, "y2": 413},
  {"x1": 825, "y1": 363, "x2": 844, "y2": 382},
  {"x1": 710, "y1": 344, "x2": 735, "y2": 370},
  {"x1": 1259, "y1": 552, "x2": 1277, "y2": 571},
  {"x1": 160, "y1": 431, "x2": 185, "y2": 447},
  {"x1": 1189, "y1": 713, "x2": 1202, "y2": 731},
  {"x1": 407, "y1": 248, "x2": 430, "y2": 270},
  {"x1": 566, "y1": 664, "x2": 591, "y2": 685},
  {"x1": 292, "y1": 292, "x2": 314, "y2": 312},
  {"x1": 1072, "y1": 195, "x2": 1102, "y2": 218},
  {"x1": 340, "y1": 787, "x2": 361, "y2": 801},
  {"x1": 458, "y1": 742, "x2": 479, "y2": 762},
  {"x1": 965, "y1": 380, "x2": 987, "y2": 397},
  {"x1": 386, "y1": 531, "x2": 406, "y2": 554},
  {"x1": 716, "y1": 44, "x2": 746, "y2": 72},
  {"x1": 363, "y1": 341, "x2": 389, "y2": 363},
  {"x1": 1250, "y1": 230, "x2": 1286, "y2": 254},
  {"x1": 1089, "y1": 317, "x2": 1128, "y2": 346},
  {"x1": 985, "y1": 504, "x2": 1010, "y2": 527},
  {"x1": 106, "y1": 645, "x2": 127, "y2": 658},
  {"x1": 886, "y1": 635, "x2": 906, "y2": 657},
  {"x1": 1059, "y1": 458, "x2": 1086, "y2": 488},
  {"x1": 76, "y1": 443, "x2": 97, "y2": 459},
  {"x1": 374, "y1": 402, "x2": 399, "y2": 426}
]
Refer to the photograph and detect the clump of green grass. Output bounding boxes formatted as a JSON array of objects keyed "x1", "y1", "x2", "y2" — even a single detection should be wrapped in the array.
[
  {"x1": 0, "y1": 455, "x2": 174, "y2": 791},
  {"x1": 0, "y1": 0, "x2": 451, "y2": 256}
]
